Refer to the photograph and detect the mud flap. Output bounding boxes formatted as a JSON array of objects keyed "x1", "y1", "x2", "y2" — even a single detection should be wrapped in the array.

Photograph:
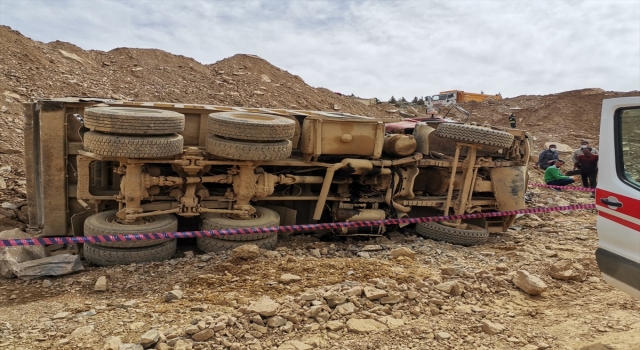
[
  {"x1": 70, "y1": 210, "x2": 94, "y2": 257},
  {"x1": 490, "y1": 166, "x2": 527, "y2": 212},
  {"x1": 71, "y1": 211, "x2": 94, "y2": 238},
  {"x1": 264, "y1": 205, "x2": 296, "y2": 237},
  {"x1": 412, "y1": 123, "x2": 435, "y2": 154}
]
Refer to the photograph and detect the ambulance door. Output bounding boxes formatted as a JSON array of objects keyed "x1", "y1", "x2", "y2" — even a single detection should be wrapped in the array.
[{"x1": 596, "y1": 97, "x2": 640, "y2": 298}]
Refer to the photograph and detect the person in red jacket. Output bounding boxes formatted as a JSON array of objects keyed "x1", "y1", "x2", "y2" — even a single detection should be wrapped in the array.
[{"x1": 576, "y1": 147, "x2": 599, "y2": 191}]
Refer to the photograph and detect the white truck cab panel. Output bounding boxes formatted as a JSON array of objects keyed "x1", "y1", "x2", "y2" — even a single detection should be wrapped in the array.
[{"x1": 596, "y1": 97, "x2": 640, "y2": 298}]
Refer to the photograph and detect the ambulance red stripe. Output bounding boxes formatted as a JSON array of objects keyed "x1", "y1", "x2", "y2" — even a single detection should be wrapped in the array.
[
  {"x1": 599, "y1": 211, "x2": 640, "y2": 233},
  {"x1": 596, "y1": 188, "x2": 640, "y2": 220}
]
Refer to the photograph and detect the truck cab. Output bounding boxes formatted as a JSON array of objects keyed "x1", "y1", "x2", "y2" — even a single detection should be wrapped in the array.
[
  {"x1": 596, "y1": 96, "x2": 640, "y2": 298},
  {"x1": 427, "y1": 92, "x2": 456, "y2": 110}
]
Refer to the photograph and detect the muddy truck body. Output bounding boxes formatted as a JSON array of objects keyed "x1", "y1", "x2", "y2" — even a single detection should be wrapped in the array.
[{"x1": 22, "y1": 98, "x2": 531, "y2": 265}]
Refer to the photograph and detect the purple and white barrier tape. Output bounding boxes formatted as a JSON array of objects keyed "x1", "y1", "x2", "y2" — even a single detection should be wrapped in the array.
[{"x1": 0, "y1": 204, "x2": 596, "y2": 247}]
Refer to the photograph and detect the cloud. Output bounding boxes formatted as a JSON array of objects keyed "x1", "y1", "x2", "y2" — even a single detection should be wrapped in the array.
[{"x1": 1, "y1": 0, "x2": 638, "y2": 99}]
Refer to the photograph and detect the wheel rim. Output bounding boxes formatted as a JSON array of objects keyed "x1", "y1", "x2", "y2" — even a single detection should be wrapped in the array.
[
  {"x1": 105, "y1": 214, "x2": 157, "y2": 227},
  {"x1": 220, "y1": 211, "x2": 264, "y2": 221}
]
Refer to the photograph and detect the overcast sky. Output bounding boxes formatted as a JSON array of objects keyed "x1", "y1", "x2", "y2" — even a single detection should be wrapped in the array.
[{"x1": 1, "y1": 0, "x2": 639, "y2": 99}]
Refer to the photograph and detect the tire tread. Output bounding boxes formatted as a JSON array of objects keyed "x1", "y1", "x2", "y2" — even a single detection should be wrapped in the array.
[
  {"x1": 415, "y1": 221, "x2": 489, "y2": 246},
  {"x1": 205, "y1": 135, "x2": 291, "y2": 160},
  {"x1": 83, "y1": 240, "x2": 177, "y2": 266},
  {"x1": 436, "y1": 123, "x2": 514, "y2": 148},
  {"x1": 84, "y1": 107, "x2": 184, "y2": 135},
  {"x1": 84, "y1": 131, "x2": 184, "y2": 158},
  {"x1": 208, "y1": 112, "x2": 295, "y2": 141}
]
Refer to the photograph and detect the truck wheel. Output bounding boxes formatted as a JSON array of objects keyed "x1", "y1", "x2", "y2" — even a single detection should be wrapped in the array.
[
  {"x1": 83, "y1": 240, "x2": 177, "y2": 266},
  {"x1": 206, "y1": 135, "x2": 291, "y2": 160},
  {"x1": 436, "y1": 123, "x2": 514, "y2": 148},
  {"x1": 415, "y1": 221, "x2": 489, "y2": 246},
  {"x1": 200, "y1": 206, "x2": 280, "y2": 241},
  {"x1": 84, "y1": 131, "x2": 184, "y2": 158},
  {"x1": 197, "y1": 234, "x2": 277, "y2": 254},
  {"x1": 208, "y1": 112, "x2": 296, "y2": 141},
  {"x1": 84, "y1": 107, "x2": 185, "y2": 135},
  {"x1": 84, "y1": 210, "x2": 177, "y2": 248}
]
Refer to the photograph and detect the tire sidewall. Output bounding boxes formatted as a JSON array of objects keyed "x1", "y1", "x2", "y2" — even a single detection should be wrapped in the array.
[
  {"x1": 84, "y1": 210, "x2": 177, "y2": 248},
  {"x1": 200, "y1": 206, "x2": 280, "y2": 241}
]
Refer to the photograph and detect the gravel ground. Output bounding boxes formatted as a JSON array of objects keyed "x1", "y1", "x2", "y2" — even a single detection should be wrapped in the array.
[{"x1": 1, "y1": 187, "x2": 639, "y2": 350}]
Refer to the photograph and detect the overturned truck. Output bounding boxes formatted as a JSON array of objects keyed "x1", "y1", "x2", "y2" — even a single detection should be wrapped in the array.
[{"x1": 22, "y1": 98, "x2": 531, "y2": 265}]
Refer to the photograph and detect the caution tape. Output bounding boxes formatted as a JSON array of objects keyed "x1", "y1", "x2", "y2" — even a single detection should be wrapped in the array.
[
  {"x1": 0, "y1": 204, "x2": 596, "y2": 247},
  {"x1": 529, "y1": 183, "x2": 596, "y2": 192}
]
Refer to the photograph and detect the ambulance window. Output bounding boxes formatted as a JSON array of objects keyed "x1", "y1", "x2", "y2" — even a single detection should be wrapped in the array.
[{"x1": 619, "y1": 108, "x2": 640, "y2": 187}]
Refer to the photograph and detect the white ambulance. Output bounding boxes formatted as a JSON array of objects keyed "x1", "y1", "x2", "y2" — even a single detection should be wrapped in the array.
[{"x1": 596, "y1": 96, "x2": 640, "y2": 298}]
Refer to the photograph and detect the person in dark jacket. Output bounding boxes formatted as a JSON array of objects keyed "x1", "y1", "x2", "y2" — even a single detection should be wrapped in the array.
[
  {"x1": 572, "y1": 140, "x2": 599, "y2": 169},
  {"x1": 537, "y1": 145, "x2": 559, "y2": 169},
  {"x1": 576, "y1": 147, "x2": 599, "y2": 190},
  {"x1": 509, "y1": 113, "x2": 517, "y2": 128}
]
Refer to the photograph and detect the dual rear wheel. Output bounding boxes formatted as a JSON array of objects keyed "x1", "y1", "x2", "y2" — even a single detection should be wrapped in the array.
[
  {"x1": 83, "y1": 207, "x2": 280, "y2": 266},
  {"x1": 82, "y1": 107, "x2": 186, "y2": 158},
  {"x1": 206, "y1": 112, "x2": 296, "y2": 161}
]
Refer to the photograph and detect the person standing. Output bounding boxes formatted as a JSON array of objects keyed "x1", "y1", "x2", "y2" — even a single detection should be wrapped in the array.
[
  {"x1": 509, "y1": 113, "x2": 517, "y2": 128},
  {"x1": 537, "y1": 144, "x2": 559, "y2": 169},
  {"x1": 576, "y1": 147, "x2": 599, "y2": 193},
  {"x1": 572, "y1": 140, "x2": 599, "y2": 169},
  {"x1": 544, "y1": 159, "x2": 575, "y2": 190}
]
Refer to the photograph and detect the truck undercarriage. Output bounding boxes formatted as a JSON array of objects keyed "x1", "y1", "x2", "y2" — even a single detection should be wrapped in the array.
[{"x1": 23, "y1": 98, "x2": 531, "y2": 265}]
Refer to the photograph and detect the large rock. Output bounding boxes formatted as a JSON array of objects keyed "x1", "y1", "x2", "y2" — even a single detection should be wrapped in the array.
[
  {"x1": 548, "y1": 260, "x2": 584, "y2": 281},
  {"x1": 543, "y1": 142, "x2": 572, "y2": 153},
  {"x1": 325, "y1": 320, "x2": 345, "y2": 331},
  {"x1": 380, "y1": 295, "x2": 402, "y2": 304},
  {"x1": 191, "y1": 329, "x2": 214, "y2": 342},
  {"x1": 481, "y1": 320, "x2": 505, "y2": 335},
  {"x1": 323, "y1": 291, "x2": 346, "y2": 307},
  {"x1": 247, "y1": 296, "x2": 280, "y2": 317},
  {"x1": 118, "y1": 344, "x2": 143, "y2": 350},
  {"x1": 12, "y1": 254, "x2": 84, "y2": 280},
  {"x1": 380, "y1": 316, "x2": 405, "y2": 329},
  {"x1": 440, "y1": 266, "x2": 464, "y2": 276},
  {"x1": 335, "y1": 302, "x2": 355, "y2": 315},
  {"x1": 172, "y1": 340, "x2": 192, "y2": 350},
  {"x1": 165, "y1": 289, "x2": 184, "y2": 302},
  {"x1": 139, "y1": 330, "x2": 159, "y2": 348},
  {"x1": 363, "y1": 286, "x2": 388, "y2": 300},
  {"x1": 94, "y1": 276, "x2": 108, "y2": 291},
  {"x1": 267, "y1": 315, "x2": 287, "y2": 328},
  {"x1": 435, "y1": 280, "x2": 462, "y2": 296},
  {"x1": 102, "y1": 336, "x2": 122, "y2": 350},
  {"x1": 346, "y1": 319, "x2": 387, "y2": 333},
  {"x1": 435, "y1": 332, "x2": 452, "y2": 340},
  {"x1": 279, "y1": 273, "x2": 302, "y2": 283},
  {"x1": 513, "y1": 270, "x2": 548, "y2": 295},
  {"x1": 231, "y1": 244, "x2": 261, "y2": 259},
  {"x1": 70, "y1": 325, "x2": 94, "y2": 338},
  {"x1": 390, "y1": 247, "x2": 416, "y2": 259},
  {"x1": 0, "y1": 228, "x2": 48, "y2": 278},
  {"x1": 277, "y1": 340, "x2": 313, "y2": 350}
]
